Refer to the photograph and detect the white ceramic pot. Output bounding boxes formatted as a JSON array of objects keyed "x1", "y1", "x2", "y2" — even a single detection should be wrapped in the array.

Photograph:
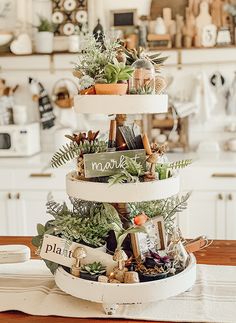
[
  {"x1": 35, "y1": 32, "x2": 54, "y2": 53},
  {"x1": 68, "y1": 35, "x2": 80, "y2": 52},
  {"x1": 154, "y1": 17, "x2": 167, "y2": 35}
]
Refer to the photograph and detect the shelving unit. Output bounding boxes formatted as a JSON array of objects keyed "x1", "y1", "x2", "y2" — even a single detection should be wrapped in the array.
[{"x1": 53, "y1": 94, "x2": 197, "y2": 315}]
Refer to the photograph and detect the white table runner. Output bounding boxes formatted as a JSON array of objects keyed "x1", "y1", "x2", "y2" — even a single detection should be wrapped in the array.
[{"x1": 0, "y1": 260, "x2": 236, "y2": 322}]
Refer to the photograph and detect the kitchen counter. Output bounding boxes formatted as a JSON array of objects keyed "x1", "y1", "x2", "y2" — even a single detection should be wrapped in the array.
[{"x1": 0, "y1": 151, "x2": 236, "y2": 169}]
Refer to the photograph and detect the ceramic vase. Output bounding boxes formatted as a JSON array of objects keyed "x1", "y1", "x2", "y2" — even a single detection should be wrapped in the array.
[{"x1": 35, "y1": 32, "x2": 54, "y2": 53}]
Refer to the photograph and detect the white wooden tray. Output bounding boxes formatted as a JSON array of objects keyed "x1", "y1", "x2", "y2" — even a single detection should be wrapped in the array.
[
  {"x1": 66, "y1": 172, "x2": 180, "y2": 203},
  {"x1": 73, "y1": 94, "x2": 168, "y2": 115},
  {"x1": 55, "y1": 254, "x2": 196, "y2": 314}
]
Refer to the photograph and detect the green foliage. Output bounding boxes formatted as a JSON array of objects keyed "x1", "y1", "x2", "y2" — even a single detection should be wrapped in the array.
[
  {"x1": 37, "y1": 15, "x2": 56, "y2": 32},
  {"x1": 80, "y1": 262, "x2": 106, "y2": 275},
  {"x1": 32, "y1": 199, "x2": 123, "y2": 273},
  {"x1": 129, "y1": 192, "x2": 191, "y2": 234},
  {"x1": 116, "y1": 226, "x2": 147, "y2": 249},
  {"x1": 108, "y1": 156, "x2": 145, "y2": 185},
  {"x1": 166, "y1": 159, "x2": 193, "y2": 170},
  {"x1": 46, "y1": 199, "x2": 122, "y2": 247},
  {"x1": 51, "y1": 140, "x2": 108, "y2": 168},
  {"x1": 129, "y1": 83, "x2": 154, "y2": 95},
  {"x1": 100, "y1": 61, "x2": 134, "y2": 84},
  {"x1": 155, "y1": 159, "x2": 193, "y2": 179},
  {"x1": 123, "y1": 47, "x2": 168, "y2": 72},
  {"x1": 73, "y1": 35, "x2": 121, "y2": 79}
]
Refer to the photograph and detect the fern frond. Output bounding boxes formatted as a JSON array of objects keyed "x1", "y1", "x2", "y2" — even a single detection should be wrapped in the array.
[
  {"x1": 51, "y1": 142, "x2": 81, "y2": 168},
  {"x1": 108, "y1": 172, "x2": 127, "y2": 185},
  {"x1": 125, "y1": 156, "x2": 145, "y2": 176},
  {"x1": 167, "y1": 159, "x2": 193, "y2": 169}
]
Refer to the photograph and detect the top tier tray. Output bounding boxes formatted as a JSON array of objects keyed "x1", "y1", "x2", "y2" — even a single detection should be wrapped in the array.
[{"x1": 73, "y1": 94, "x2": 168, "y2": 115}]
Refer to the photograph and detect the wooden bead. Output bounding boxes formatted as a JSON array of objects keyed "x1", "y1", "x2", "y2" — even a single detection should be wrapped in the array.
[
  {"x1": 98, "y1": 275, "x2": 109, "y2": 283},
  {"x1": 124, "y1": 271, "x2": 140, "y2": 284}
]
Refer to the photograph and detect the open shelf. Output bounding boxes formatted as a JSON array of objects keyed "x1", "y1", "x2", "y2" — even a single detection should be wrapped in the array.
[
  {"x1": 55, "y1": 254, "x2": 196, "y2": 308},
  {"x1": 66, "y1": 172, "x2": 180, "y2": 203},
  {"x1": 73, "y1": 94, "x2": 168, "y2": 115}
]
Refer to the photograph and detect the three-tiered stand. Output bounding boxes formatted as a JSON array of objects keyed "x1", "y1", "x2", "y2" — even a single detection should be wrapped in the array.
[{"x1": 54, "y1": 94, "x2": 196, "y2": 315}]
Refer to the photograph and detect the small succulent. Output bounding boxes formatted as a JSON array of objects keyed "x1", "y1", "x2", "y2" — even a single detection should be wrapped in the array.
[
  {"x1": 96, "y1": 60, "x2": 134, "y2": 84},
  {"x1": 123, "y1": 47, "x2": 168, "y2": 72},
  {"x1": 80, "y1": 262, "x2": 106, "y2": 275},
  {"x1": 129, "y1": 84, "x2": 154, "y2": 95}
]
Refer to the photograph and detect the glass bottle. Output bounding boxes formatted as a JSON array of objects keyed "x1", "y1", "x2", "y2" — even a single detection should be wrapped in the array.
[{"x1": 129, "y1": 59, "x2": 155, "y2": 95}]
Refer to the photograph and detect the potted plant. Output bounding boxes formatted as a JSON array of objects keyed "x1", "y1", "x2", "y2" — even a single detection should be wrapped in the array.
[
  {"x1": 95, "y1": 60, "x2": 134, "y2": 95},
  {"x1": 35, "y1": 16, "x2": 55, "y2": 54},
  {"x1": 80, "y1": 261, "x2": 106, "y2": 281}
]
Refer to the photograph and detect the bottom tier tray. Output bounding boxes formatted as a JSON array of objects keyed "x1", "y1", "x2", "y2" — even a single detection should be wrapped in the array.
[{"x1": 55, "y1": 254, "x2": 196, "y2": 315}]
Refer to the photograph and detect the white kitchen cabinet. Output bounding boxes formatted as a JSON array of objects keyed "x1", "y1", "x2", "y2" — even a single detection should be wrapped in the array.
[
  {"x1": 0, "y1": 191, "x2": 9, "y2": 235},
  {"x1": 2, "y1": 190, "x2": 67, "y2": 236},
  {"x1": 225, "y1": 192, "x2": 236, "y2": 240},
  {"x1": 18, "y1": 190, "x2": 68, "y2": 236},
  {"x1": 178, "y1": 190, "x2": 236, "y2": 240},
  {"x1": 178, "y1": 191, "x2": 218, "y2": 239}
]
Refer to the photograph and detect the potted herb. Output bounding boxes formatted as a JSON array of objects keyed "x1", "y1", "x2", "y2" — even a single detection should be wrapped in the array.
[
  {"x1": 95, "y1": 60, "x2": 134, "y2": 95},
  {"x1": 80, "y1": 262, "x2": 106, "y2": 281},
  {"x1": 35, "y1": 16, "x2": 55, "y2": 54}
]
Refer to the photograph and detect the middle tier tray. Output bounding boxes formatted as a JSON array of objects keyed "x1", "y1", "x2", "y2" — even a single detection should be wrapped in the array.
[
  {"x1": 73, "y1": 94, "x2": 168, "y2": 115},
  {"x1": 66, "y1": 172, "x2": 180, "y2": 203}
]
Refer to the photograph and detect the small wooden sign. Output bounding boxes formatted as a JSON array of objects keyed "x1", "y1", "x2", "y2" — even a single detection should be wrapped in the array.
[
  {"x1": 40, "y1": 234, "x2": 116, "y2": 272},
  {"x1": 131, "y1": 216, "x2": 167, "y2": 259},
  {"x1": 40, "y1": 234, "x2": 79, "y2": 268},
  {"x1": 84, "y1": 149, "x2": 146, "y2": 178}
]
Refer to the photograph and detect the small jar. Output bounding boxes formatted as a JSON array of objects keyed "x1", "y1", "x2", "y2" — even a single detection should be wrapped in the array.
[{"x1": 129, "y1": 59, "x2": 155, "y2": 94}]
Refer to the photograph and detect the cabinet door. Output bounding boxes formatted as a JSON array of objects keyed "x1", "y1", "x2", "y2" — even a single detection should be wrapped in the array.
[
  {"x1": 16, "y1": 190, "x2": 67, "y2": 236},
  {"x1": 178, "y1": 191, "x2": 223, "y2": 239},
  {"x1": 0, "y1": 191, "x2": 8, "y2": 235},
  {"x1": 225, "y1": 192, "x2": 236, "y2": 239}
]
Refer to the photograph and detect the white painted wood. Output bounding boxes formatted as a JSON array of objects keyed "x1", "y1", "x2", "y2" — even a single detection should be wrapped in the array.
[
  {"x1": 0, "y1": 171, "x2": 14, "y2": 190},
  {"x1": 66, "y1": 172, "x2": 180, "y2": 202},
  {"x1": 73, "y1": 94, "x2": 168, "y2": 115},
  {"x1": 225, "y1": 193, "x2": 236, "y2": 240},
  {"x1": 13, "y1": 168, "x2": 67, "y2": 190},
  {"x1": 179, "y1": 191, "x2": 218, "y2": 239},
  {"x1": 0, "y1": 55, "x2": 50, "y2": 71},
  {"x1": 181, "y1": 166, "x2": 236, "y2": 191},
  {"x1": 55, "y1": 254, "x2": 196, "y2": 308},
  {"x1": 182, "y1": 48, "x2": 236, "y2": 65},
  {"x1": 53, "y1": 54, "x2": 78, "y2": 70},
  {"x1": 0, "y1": 192, "x2": 8, "y2": 235},
  {"x1": 18, "y1": 190, "x2": 66, "y2": 236},
  {"x1": 216, "y1": 194, "x2": 226, "y2": 239}
]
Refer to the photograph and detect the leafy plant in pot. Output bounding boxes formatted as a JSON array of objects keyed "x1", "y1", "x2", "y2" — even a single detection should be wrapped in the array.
[
  {"x1": 80, "y1": 261, "x2": 106, "y2": 281},
  {"x1": 35, "y1": 15, "x2": 56, "y2": 54},
  {"x1": 95, "y1": 60, "x2": 134, "y2": 95}
]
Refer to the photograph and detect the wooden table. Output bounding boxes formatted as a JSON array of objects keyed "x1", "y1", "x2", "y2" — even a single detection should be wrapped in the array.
[{"x1": 0, "y1": 236, "x2": 236, "y2": 323}]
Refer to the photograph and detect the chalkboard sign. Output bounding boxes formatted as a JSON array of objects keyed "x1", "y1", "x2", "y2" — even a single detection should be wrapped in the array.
[
  {"x1": 84, "y1": 149, "x2": 146, "y2": 178},
  {"x1": 111, "y1": 9, "x2": 137, "y2": 27}
]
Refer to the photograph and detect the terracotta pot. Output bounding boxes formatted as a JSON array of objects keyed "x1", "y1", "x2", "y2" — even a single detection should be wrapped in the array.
[
  {"x1": 80, "y1": 86, "x2": 95, "y2": 95},
  {"x1": 95, "y1": 83, "x2": 128, "y2": 95}
]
